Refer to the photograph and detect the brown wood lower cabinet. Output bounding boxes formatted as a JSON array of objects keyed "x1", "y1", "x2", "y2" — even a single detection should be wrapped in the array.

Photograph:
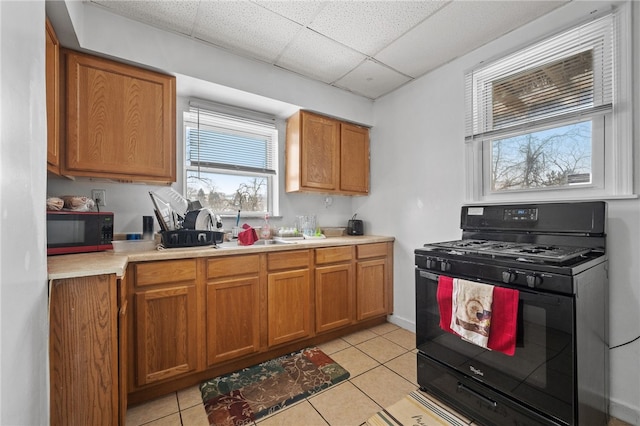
[
  {"x1": 49, "y1": 274, "x2": 122, "y2": 426},
  {"x1": 357, "y1": 243, "x2": 393, "y2": 320},
  {"x1": 267, "y1": 250, "x2": 313, "y2": 347},
  {"x1": 315, "y1": 246, "x2": 355, "y2": 333},
  {"x1": 126, "y1": 241, "x2": 393, "y2": 406},
  {"x1": 134, "y1": 285, "x2": 198, "y2": 385},
  {"x1": 206, "y1": 255, "x2": 261, "y2": 365},
  {"x1": 131, "y1": 259, "x2": 199, "y2": 387}
]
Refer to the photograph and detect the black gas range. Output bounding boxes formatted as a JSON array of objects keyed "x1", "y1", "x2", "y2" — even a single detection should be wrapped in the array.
[{"x1": 415, "y1": 202, "x2": 608, "y2": 425}]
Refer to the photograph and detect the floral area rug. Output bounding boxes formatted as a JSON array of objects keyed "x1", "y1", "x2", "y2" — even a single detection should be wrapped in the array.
[{"x1": 200, "y1": 347, "x2": 349, "y2": 426}]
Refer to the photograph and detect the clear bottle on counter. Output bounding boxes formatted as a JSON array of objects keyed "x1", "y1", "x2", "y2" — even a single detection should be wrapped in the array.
[{"x1": 260, "y1": 212, "x2": 272, "y2": 240}]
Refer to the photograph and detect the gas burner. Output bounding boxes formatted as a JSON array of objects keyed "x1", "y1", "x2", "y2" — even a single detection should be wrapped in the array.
[{"x1": 425, "y1": 239, "x2": 593, "y2": 263}]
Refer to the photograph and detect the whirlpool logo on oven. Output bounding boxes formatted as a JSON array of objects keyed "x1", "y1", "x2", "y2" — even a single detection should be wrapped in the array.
[{"x1": 469, "y1": 365, "x2": 484, "y2": 376}]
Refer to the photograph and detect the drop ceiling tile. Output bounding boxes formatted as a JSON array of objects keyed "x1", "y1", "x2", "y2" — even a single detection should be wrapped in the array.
[
  {"x1": 334, "y1": 59, "x2": 412, "y2": 100},
  {"x1": 375, "y1": 0, "x2": 567, "y2": 78},
  {"x1": 308, "y1": 1, "x2": 448, "y2": 56},
  {"x1": 253, "y1": 1, "x2": 327, "y2": 26},
  {"x1": 192, "y1": 1, "x2": 303, "y2": 63},
  {"x1": 90, "y1": 0, "x2": 199, "y2": 36},
  {"x1": 276, "y1": 28, "x2": 367, "y2": 84}
]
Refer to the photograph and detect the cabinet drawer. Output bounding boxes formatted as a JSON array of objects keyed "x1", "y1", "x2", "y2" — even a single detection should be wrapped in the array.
[
  {"x1": 207, "y1": 255, "x2": 260, "y2": 279},
  {"x1": 268, "y1": 250, "x2": 310, "y2": 271},
  {"x1": 357, "y1": 243, "x2": 388, "y2": 259},
  {"x1": 316, "y1": 246, "x2": 353, "y2": 264},
  {"x1": 135, "y1": 259, "x2": 196, "y2": 286}
]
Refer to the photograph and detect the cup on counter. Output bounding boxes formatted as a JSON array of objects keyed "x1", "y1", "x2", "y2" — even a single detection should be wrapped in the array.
[
  {"x1": 143, "y1": 216, "x2": 154, "y2": 240},
  {"x1": 297, "y1": 215, "x2": 317, "y2": 237},
  {"x1": 232, "y1": 226, "x2": 241, "y2": 238}
]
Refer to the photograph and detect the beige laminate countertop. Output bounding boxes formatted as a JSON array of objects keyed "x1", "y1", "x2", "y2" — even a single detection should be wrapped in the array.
[{"x1": 47, "y1": 235, "x2": 395, "y2": 280}]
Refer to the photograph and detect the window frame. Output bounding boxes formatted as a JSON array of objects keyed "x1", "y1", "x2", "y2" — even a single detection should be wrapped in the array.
[
  {"x1": 464, "y1": 4, "x2": 633, "y2": 203},
  {"x1": 182, "y1": 101, "x2": 280, "y2": 217}
]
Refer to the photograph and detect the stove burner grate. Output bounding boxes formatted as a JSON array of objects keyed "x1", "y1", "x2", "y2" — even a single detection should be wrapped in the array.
[{"x1": 425, "y1": 239, "x2": 593, "y2": 263}]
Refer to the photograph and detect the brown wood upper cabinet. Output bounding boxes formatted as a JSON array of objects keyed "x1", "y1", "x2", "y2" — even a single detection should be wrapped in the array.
[
  {"x1": 46, "y1": 18, "x2": 60, "y2": 174},
  {"x1": 286, "y1": 110, "x2": 369, "y2": 195},
  {"x1": 62, "y1": 49, "x2": 176, "y2": 183}
]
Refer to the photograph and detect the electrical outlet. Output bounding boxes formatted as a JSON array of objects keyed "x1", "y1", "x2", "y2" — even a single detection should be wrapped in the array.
[{"x1": 92, "y1": 189, "x2": 106, "y2": 207}]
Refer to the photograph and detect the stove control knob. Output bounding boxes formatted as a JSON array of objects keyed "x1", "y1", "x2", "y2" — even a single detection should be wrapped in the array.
[
  {"x1": 440, "y1": 261, "x2": 451, "y2": 272},
  {"x1": 426, "y1": 258, "x2": 437, "y2": 269},
  {"x1": 502, "y1": 271, "x2": 517, "y2": 283},
  {"x1": 526, "y1": 274, "x2": 542, "y2": 288}
]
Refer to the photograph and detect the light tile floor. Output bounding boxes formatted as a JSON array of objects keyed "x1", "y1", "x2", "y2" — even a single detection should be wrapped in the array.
[
  {"x1": 126, "y1": 322, "x2": 423, "y2": 426},
  {"x1": 126, "y1": 322, "x2": 633, "y2": 426}
]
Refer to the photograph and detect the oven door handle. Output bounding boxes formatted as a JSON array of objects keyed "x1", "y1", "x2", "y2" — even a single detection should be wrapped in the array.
[
  {"x1": 418, "y1": 270, "x2": 440, "y2": 281},
  {"x1": 457, "y1": 382, "x2": 498, "y2": 411}
]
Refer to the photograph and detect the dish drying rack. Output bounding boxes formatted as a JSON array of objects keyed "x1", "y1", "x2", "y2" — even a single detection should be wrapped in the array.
[{"x1": 149, "y1": 188, "x2": 222, "y2": 248}]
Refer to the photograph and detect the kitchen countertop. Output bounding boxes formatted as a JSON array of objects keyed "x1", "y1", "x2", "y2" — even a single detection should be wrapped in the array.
[
  {"x1": 47, "y1": 235, "x2": 395, "y2": 280},
  {"x1": 47, "y1": 251, "x2": 129, "y2": 280}
]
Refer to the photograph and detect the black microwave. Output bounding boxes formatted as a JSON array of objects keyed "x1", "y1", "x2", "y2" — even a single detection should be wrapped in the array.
[{"x1": 47, "y1": 211, "x2": 114, "y2": 255}]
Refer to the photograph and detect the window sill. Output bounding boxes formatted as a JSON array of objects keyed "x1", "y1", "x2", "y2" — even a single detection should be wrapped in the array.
[{"x1": 464, "y1": 193, "x2": 638, "y2": 206}]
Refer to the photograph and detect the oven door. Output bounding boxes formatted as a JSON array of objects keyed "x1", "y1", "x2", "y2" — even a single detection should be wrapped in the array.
[{"x1": 416, "y1": 268, "x2": 575, "y2": 425}]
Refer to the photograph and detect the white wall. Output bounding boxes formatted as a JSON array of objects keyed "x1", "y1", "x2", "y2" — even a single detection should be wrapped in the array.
[
  {"x1": 0, "y1": 1, "x2": 49, "y2": 424},
  {"x1": 368, "y1": 1, "x2": 640, "y2": 423}
]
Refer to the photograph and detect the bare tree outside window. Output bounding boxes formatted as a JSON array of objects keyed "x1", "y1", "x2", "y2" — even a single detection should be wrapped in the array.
[
  {"x1": 186, "y1": 171, "x2": 267, "y2": 214},
  {"x1": 232, "y1": 178, "x2": 266, "y2": 211},
  {"x1": 491, "y1": 121, "x2": 592, "y2": 191}
]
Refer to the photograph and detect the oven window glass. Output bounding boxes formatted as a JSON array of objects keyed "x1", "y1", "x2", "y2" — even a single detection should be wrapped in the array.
[
  {"x1": 416, "y1": 273, "x2": 574, "y2": 423},
  {"x1": 47, "y1": 220, "x2": 85, "y2": 245}
]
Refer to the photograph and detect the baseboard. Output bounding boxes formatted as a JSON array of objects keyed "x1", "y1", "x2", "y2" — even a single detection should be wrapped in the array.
[
  {"x1": 610, "y1": 399, "x2": 640, "y2": 425},
  {"x1": 387, "y1": 314, "x2": 415, "y2": 333}
]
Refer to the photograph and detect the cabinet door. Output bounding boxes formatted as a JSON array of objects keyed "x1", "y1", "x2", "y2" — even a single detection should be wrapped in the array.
[
  {"x1": 64, "y1": 50, "x2": 176, "y2": 183},
  {"x1": 267, "y1": 269, "x2": 312, "y2": 346},
  {"x1": 50, "y1": 274, "x2": 119, "y2": 426},
  {"x1": 340, "y1": 123, "x2": 369, "y2": 194},
  {"x1": 356, "y1": 258, "x2": 387, "y2": 320},
  {"x1": 315, "y1": 263, "x2": 354, "y2": 333},
  {"x1": 207, "y1": 277, "x2": 260, "y2": 364},
  {"x1": 46, "y1": 18, "x2": 60, "y2": 173},
  {"x1": 300, "y1": 112, "x2": 340, "y2": 191},
  {"x1": 206, "y1": 255, "x2": 261, "y2": 365},
  {"x1": 134, "y1": 285, "x2": 197, "y2": 385}
]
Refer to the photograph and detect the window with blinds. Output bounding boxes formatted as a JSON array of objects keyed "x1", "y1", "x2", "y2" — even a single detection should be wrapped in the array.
[
  {"x1": 183, "y1": 100, "x2": 279, "y2": 215},
  {"x1": 466, "y1": 14, "x2": 612, "y2": 141},
  {"x1": 463, "y1": 8, "x2": 631, "y2": 200}
]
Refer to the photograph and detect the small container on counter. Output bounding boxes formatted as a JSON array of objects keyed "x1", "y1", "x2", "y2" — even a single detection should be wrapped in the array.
[{"x1": 143, "y1": 216, "x2": 154, "y2": 240}]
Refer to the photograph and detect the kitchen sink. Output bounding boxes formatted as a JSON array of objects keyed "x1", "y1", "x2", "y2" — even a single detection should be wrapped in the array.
[
  {"x1": 252, "y1": 239, "x2": 298, "y2": 245},
  {"x1": 215, "y1": 239, "x2": 298, "y2": 249}
]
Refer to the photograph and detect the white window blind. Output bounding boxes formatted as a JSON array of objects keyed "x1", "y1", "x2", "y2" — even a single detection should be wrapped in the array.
[
  {"x1": 185, "y1": 100, "x2": 277, "y2": 175},
  {"x1": 465, "y1": 13, "x2": 614, "y2": 142}
]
